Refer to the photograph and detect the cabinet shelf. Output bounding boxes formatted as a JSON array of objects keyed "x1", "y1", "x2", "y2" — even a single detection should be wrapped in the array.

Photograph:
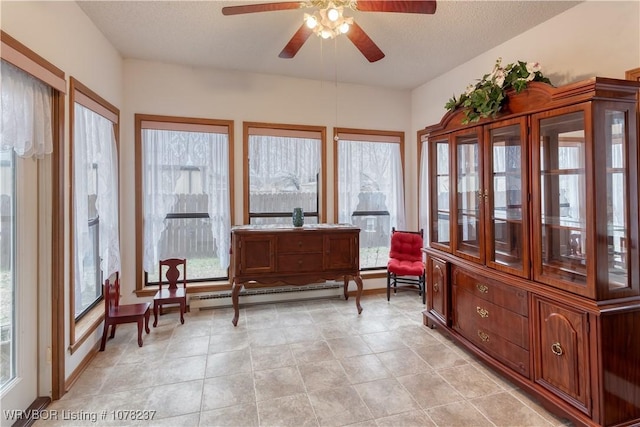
[{"x1": 541, "y1": 168, "x2": 585, "y2": 175}]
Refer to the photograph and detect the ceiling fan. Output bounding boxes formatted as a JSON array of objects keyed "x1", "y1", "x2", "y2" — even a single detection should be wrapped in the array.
[{"x1": 222, "y1": 1, "x2": 437, "y2": 63}]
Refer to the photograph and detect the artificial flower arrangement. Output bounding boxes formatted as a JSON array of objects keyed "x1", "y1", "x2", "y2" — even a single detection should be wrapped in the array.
[{"x1": 445, "y1": 58, "x2": 552, "y2": 124}]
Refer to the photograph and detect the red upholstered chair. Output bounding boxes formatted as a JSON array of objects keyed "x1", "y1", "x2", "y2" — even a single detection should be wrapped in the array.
[
  {"x1": 153, "y1": 258, "x2": 187, "y2": 327},
  {"x1": 100, "y1": 272, "x2": 151, "y2": 351},
  {"x1": 387, "y1": 228, "x2": 426, "y2": 304}
]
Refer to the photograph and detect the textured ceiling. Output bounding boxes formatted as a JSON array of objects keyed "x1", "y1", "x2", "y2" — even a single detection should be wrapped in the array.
[{"x1": 77, "y1": 0, "x2": 581, "y2": 90}]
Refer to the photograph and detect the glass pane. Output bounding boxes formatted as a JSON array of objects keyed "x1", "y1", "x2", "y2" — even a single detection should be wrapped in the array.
[
  {"x1": 75, "y1": 219, "x2": 101, "y2": 318},
  {"x1": 490, "y1": 125, "x2": 524, "y2": 269},
  {"x1": 0, "y1": 148, "x2": 15, "y2": 389},
  {"x1": 147, "y1": 217, "x2": 227, "y2": 282},
  {"x1": 456, "y1": 134, "x2": 481, "y2": 258},
  {"x1": 142, "y1": 128, "x2": 230, "y2": 284},
  {"x1": 606, "y1": 110, "x2": 628, "y2": 290},
  {"x1": 249, "y1": 216, "x2": 319, "y2": 226},
  {"x1": 249, "y1": 136, "x2": 320, "y2": 215},
  {"x1": 74, "y1": 106, "x2": 103, "y2": 319},
  {"x1": 431, "y1": 140, "x2": 450, "y2": 246},
  {"x1": 539, "y1": 111, "x2": 587, "y2": 284},
  {"x1": 337, "y1": 140, "x2": 400, "y2": 269}
]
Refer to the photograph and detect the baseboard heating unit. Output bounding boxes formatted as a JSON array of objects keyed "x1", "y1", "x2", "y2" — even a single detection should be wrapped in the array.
[{"x1": 189, "y1": 281, "x2": 344, "y2": 311}]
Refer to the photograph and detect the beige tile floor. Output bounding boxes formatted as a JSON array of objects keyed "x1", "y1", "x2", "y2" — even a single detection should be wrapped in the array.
[{"x1": 37, "y1": 293, "x2": 574, "y2": 427}]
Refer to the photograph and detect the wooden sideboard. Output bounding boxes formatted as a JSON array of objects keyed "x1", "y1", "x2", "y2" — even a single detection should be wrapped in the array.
[{"x1": 229, "y1": 224, "x2": 364, "y2": 326}]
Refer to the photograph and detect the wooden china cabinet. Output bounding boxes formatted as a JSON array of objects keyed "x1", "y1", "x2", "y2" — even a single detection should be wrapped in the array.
[{"x1": 421, "y1": 77, "x2": 640, "y2": 427}]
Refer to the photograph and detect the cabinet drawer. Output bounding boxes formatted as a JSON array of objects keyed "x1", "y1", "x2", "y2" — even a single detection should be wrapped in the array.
[
  {"x1": 454, "y1": 286, "x2": 529, "y2": 349},
  {"x1": 453, "y1": 267, "x2": 528, "y2": 316},
  {"x1": 277, "y1": 254, "x2": 323, "y2": 273},
  {"x1": 278, "y1": 234, "x2": 323, "y2": 253},
  {"x1": 459, "y1": 320, "x2": 530, "y2": 378}
]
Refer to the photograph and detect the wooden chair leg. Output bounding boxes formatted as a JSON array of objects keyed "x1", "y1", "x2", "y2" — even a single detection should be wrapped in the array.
[
  {"x1": 109, "y1": 324, "x2": 117, "y2": 339},
  {"x1": 153, "y1": 301, "x2": 159, "y2": 327},
  {"x1": 136, "y1": 319, "x2": 144, "y2": 347},
  {"x1": 144, "y1": 309, "x2": 151, "y2": 334},
  {"x1": 180, "y1": 302, "x2": 185, "y2": 324},
  {"x1": 100, "y1": 322, "x2": 109, "y2": 351}
]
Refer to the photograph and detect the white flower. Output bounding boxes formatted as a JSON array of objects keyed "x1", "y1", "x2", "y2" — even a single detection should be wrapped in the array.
[
  {"x1": 526, "y1": 62, "x2": 541, "y2": 81},
  {"x1": 465, "y1": 84, "x2": 475, "y2": 95},
  {"x1": 494, "y1": 69, "x2": 506, "y2": 87}
]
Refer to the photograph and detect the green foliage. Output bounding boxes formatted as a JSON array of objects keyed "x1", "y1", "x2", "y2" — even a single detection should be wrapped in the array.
[{"x1": 445, "y1": 58, "x2": 552, "y2": 124}]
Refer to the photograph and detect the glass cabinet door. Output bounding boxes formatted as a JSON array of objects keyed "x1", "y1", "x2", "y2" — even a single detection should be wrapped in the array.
[
  {"x1": 533, "y1": 109, "x2": 588, "y2": 289},
  {"x1": 454, "y1": 130, "x2": 483, "y2": 262},
  {"x1": 605, "y1": 109, "x2": 628, "y2": 290},
  {"x1": 485, "y1": 119, "x2": 529, "y2": 277},
  {"x1": 429, "y1": 138, "x2": 451, "y2": 251},
  {"x1": 599, "y1": 105, "x2": 639, "y2": 297}
]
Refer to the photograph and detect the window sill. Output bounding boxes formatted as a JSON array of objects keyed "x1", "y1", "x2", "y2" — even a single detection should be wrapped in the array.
[
  {"x1": 69, "y1": 305, "x2": 104, "y2": 355},
  {"x1": 360, "y1": 269, "x2": 387, "y2": 279},
  {"x1": 134, "y1": 281, "x2": 232, "y2": 297}
]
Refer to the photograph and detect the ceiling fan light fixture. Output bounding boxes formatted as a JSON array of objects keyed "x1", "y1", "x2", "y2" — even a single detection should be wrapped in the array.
[
  {"x1": 327, "y1": 7, "x2": 340, "y2": 21},
  {"x1": 339, "y1": 16, "x2": 353, "y2": 34},
  {"x1": 304, "y1": 13, "x2": 318, "y2": 29},
  {"x1": 305, "y1": 2, "x2": 352, "y2": 39}
]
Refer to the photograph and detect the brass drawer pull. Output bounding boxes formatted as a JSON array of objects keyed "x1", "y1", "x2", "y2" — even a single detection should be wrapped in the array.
[
  {"x1": 551, "y1": 342, "x2": 564, "y2": 356},
  {"x1": 476, "y1": 284, "x2": 488, "y2": 293},
  {"x1": 478, "y1": 330, "x2": 489, "y2": 342},
  {"x1": 476, "y1": 307, "x2": 489, "y2": 318}
]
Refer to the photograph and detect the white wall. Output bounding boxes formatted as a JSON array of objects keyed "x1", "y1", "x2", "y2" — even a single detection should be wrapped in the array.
[
  {"x1": 120, "y1": 60, "x2": 412, "y2": 295},
  {"x1": 1, "y1": 0, "x2": 123, "y2": 379},
  {"x1": 411, "y1": 0, "x2": 640, "y2": 131}
]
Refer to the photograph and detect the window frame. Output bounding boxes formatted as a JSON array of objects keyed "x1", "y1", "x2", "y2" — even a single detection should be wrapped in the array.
[
  {"x1": 332, "y1": 127, "x2": 405, "y2": 270},
  {"x1": 68, "y1": 77, "x2": 120, "y2": 353},
  {"x1": 1, "y1": 30, "x2": 66, "y2": 399},
  {"x1": 243, "y1": 121, "x2": 327, "y2": 225},
  {"x1": 135, "y1": 114, "x2": 235, "y2": 293}
]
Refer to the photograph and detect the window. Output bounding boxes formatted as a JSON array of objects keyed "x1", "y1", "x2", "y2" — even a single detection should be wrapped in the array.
[
  {"x1": 0, "y1": 35, "x2": 65, "y2": 402},
  {"x1": 136, "y1": 115, "x2": 233, "y2": 289},
  {"x1": 245, "y1": 122, "x2": 326, "y2": 225},
  {"x1": 0, "y1": 148, "x2": 16, "y2": 389},
  {"x1": 334, "y1": 128, "x2": 406, "y2": 269},
  {"x1": 70, "y1": 78, "x2": 120, "y2": 322}
]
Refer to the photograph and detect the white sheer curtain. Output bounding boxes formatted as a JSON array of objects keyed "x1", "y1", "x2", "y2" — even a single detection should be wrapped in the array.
[
  {"x1": 248, "y1": 135, "x2": 320, "y2": 220},
  {"x1": 419, "y1": 140, "x2": 429, "y2": 241},
  {"x1": 337, "y1": 140, "x2": 405, "y2": 229},
  {"x1": 1, "y1": 60, "x2": 52, "y2": 158},
  {"x1": 73, "y1": 104, "x2": 120, "y2": 297},
  {"x1": 142, "y1": 129, "x2": 230, "y2": 274}
]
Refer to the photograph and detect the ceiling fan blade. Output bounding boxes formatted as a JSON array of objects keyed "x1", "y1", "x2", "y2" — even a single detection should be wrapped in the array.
[
  {"x1": 279, "y1": 24, "x2": 313, "y2": 59},
  {"x1": 355, "y1": 1, "x2": 437, "y2": 14},
  {"x1": 345, "y1": 22, "x2": 385, "y2": 63},
  {"x1": 222, "y1": 2, "x2": 304, "y2": 16}
]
